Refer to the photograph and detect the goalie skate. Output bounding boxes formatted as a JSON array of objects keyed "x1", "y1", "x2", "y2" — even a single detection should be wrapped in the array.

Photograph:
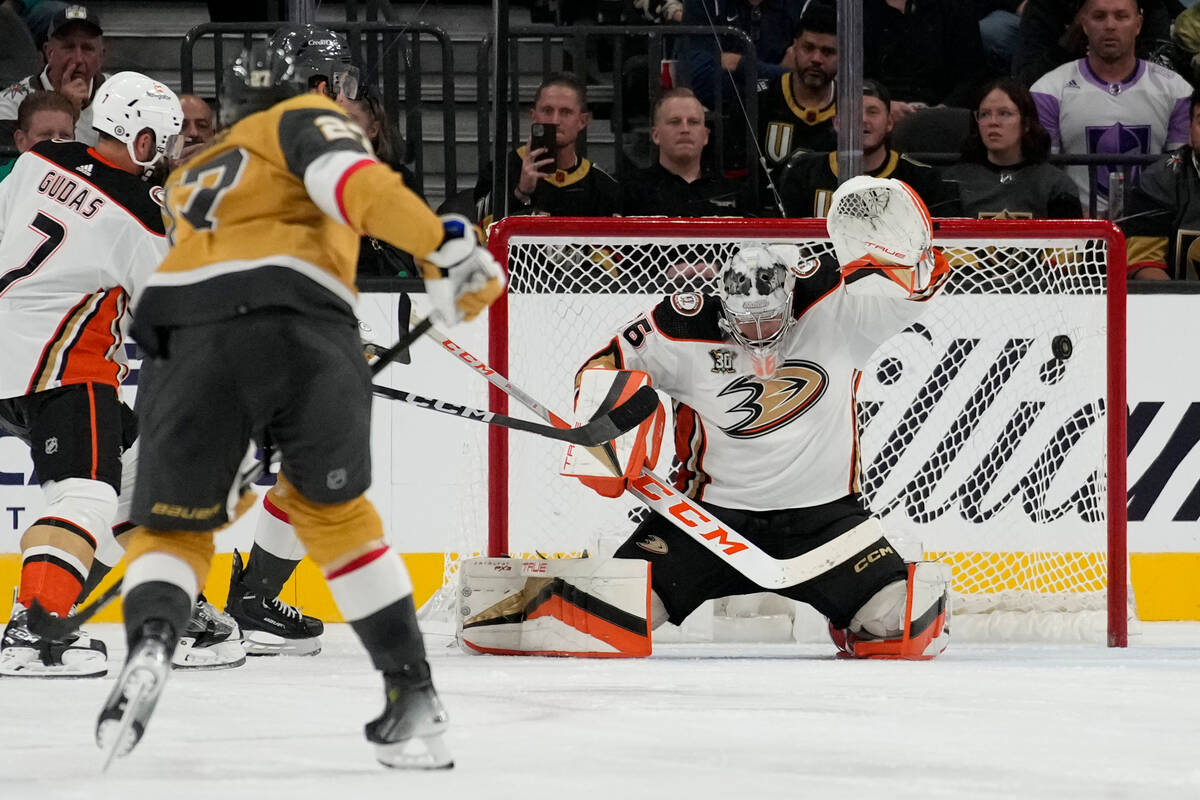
[
  {"x1": 365, "y1": 677, "x2": 453, "y2": 770},
  {"x1": 225, "y1": 549, "x2": 323, "y2": 656},
  {"x1": 0, "y1": 602, "x2": 107, "y2": 678},
  {"x1": 173, "y1": 597, "x2": 246, "y2": 670},
  {"x1": 96, "y1": 621, "x2": 173, "y2": 769}
]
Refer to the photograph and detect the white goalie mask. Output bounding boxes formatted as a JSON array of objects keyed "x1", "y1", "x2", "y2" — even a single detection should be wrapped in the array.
[{"x1": 718, "y1": 245, "x2": 798, "y2": 378}]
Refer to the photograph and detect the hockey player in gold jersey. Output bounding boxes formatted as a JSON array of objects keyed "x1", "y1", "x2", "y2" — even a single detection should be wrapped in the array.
[{"x1": 95, "y1": 30, "x2": 503, "y2": 769}]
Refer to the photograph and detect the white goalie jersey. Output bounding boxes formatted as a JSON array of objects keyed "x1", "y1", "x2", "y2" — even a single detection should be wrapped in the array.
[
  {"x1": 579, "y1": 271, "x2": 940, "y2": 511},
  {"x1": 0, "y1": 140, "x2": 167, "y2": 398}
]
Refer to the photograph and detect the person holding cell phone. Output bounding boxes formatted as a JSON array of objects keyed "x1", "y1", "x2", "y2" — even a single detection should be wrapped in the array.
[{"x1": 475, "y1": 72, "x2": 619, "y2": 224}]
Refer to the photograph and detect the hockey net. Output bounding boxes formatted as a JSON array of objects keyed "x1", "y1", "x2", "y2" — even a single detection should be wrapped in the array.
[{"x1": 476, "y1": 217, "x2": 1127, "y2": 645}]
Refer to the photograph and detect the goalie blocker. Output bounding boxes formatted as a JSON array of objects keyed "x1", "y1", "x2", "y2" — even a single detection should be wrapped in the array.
[{"x1": 561, "y1": 368, "x2": 666, "y2": 497}]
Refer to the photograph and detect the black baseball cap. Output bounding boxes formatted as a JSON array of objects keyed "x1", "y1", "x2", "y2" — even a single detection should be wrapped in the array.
[
  {"x1": 48, "y1": 5, "x2": 103, "y2": 39},
  {"x1": 863, "y1": 79, "x2": 891, "y2": 109}
]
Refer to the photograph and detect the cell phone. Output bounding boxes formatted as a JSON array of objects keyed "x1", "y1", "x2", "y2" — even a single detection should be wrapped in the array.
[{"x1": 530, "y1": 122, "x2": 557, "y2": 157}]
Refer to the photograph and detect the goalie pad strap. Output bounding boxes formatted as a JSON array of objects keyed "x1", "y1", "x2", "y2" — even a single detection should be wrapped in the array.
[{"x1": 832, "y1": 561, "x2": 950, "y2": 660}]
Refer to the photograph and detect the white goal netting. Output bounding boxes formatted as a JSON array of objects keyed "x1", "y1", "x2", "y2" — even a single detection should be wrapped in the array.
[{"x1": 468, "y1": 217, "x2": 1127, "y2": 645}]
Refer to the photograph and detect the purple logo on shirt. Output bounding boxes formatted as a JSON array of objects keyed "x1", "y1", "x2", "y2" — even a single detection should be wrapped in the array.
[{"x1": 1085, "y1": 123, "x2": 1151, "y2": 197}]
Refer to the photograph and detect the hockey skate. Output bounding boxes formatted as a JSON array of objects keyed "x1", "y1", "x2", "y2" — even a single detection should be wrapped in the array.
[
  {"x1": 95, "y1": 620, "x2": 173, "y2": 770},
  {"x1": 0, "y1": 601, "x2": 107, "y2": 678},
  {"x1": 173, "y1": 596, "x2": 246, "y2": 670},
  {"x1": 365, "y1": 675, "x2": 453, "y2": 770},
  {"x1": 224, "y1": 550, "x2": 323, "y2": 656}
]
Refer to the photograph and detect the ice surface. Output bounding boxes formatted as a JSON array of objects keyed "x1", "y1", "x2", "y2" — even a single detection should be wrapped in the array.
[{"x1": 3, "y1": 623, "x2": 1199, "y2": 800}]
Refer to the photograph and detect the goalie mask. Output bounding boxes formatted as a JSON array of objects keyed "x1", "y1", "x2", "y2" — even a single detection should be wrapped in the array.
[{"x1": 718, "y1": 245, "x2": 797, "y2": 378}]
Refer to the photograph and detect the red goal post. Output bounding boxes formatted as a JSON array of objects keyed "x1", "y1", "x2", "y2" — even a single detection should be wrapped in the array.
[{"x1": 485, "y1": 217, "x2": 1128, "y2": 646}]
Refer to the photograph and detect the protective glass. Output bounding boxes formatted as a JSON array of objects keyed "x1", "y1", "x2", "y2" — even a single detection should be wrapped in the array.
[
  {"x1": 335, "y1": 65, "x2": 362, "y2": 101},
  {"x1": 162, "y1": 132, "x2": 185, "y2": 161}
]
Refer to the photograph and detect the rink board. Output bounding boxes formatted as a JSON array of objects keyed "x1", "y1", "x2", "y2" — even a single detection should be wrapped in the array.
[{"x1": 2, "y1": 293, "x2": 1200, "y2": 620}]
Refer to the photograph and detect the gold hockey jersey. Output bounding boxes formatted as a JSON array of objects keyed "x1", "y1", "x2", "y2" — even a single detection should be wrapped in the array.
[{"x1": 135, "y1": 93, "x2": 443, "y2": 340}]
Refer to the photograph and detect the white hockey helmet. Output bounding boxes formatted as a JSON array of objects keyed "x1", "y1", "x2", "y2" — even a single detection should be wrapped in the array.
[
  {"x1": 91, "y1": 71, "x2": 184, "y2": 167},
  {"x1": 718, "y1": 244, "x2": 800, "y2": 378}
]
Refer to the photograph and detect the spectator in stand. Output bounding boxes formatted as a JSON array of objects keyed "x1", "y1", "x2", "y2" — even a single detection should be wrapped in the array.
[
  {"x1": 0, "y1": 5, "x2": 107, "y2": 145},
  {"x1": 973, "y1": 1, "x2": 1025, "y2": 80},
  {"x1": 1031, "y1": 0, "x2": 1192, "y2": 215},
  {"x1": 775, "y1": 80, "x2": 961, "y2": 217},
  {"x1": 1123, "y1": 90, "x2": 1200, "y2": 279},
  {"x1": 2, "y1": 0, "x2": 70, "y2": 47},
  {"x1": 622, "y1": 88, "x2": 748, "y2": 216},
  {"x1": 475, "y1": 72, "x2": 618, "y2": 224},
  {"x1": 943, "y1": 79, "x2": 1083, "y2": 219},
  {"x1": 339, "y1": 86, "x2": 421, "y2": 278},
  {"x1": 176, "y1": 93, "x2": 215, "y2": 163},
  {"x1": 0, "y1": 89, "x2": 75, "y2": 182},
  {"x1": 0, "y1": 2, "x2": 40, "y2": 88},
  {"x1": 862, "y1": 0, "x2": 987, "y2": 120},
  {"x1": 757, "y1": 2, "x2": 838, "y2": 171},
  {"x1": 634, "y1": 0, "x2": 684, "y2": 23},
  {"x1": 1013, "y1": 0, "x2": 1176, "y2": 88},
  {"x1": 676, "y1": 0, "x2": 805, "y2": 110}
]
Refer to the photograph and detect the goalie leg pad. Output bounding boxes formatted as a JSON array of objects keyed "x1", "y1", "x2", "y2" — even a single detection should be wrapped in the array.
[
  {"x1": 831, "y1": 561, "x2": 951, "y2": 660},
  {"x1": 457, "y1": 557, "x2": 652, "y2": 657}
]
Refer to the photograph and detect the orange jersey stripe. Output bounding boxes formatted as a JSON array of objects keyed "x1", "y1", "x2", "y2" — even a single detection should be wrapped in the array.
[
  {"x1": 27, "y1": 292, "x2": 97, "y2": 393},
  {"x1": 58, "y1": 289, "x2": 125, "y2": 387},
  {"x1": 86, "y1": 382, "x2": 98, "y2": 479},
  {"x1": 849, "y1": 370, "x2": 863, "y2": 495},
  {"x1": 672, "y1": 403, "x2": 710, "y2": 501}
]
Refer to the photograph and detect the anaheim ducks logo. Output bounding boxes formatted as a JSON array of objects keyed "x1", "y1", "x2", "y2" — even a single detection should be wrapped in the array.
[{"x1": 717, "y1": 360, "x2": 828, "y2": 438}]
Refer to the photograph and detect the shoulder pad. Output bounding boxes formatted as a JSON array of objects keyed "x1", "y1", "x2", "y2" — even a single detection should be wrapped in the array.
[
  {"x1": 651, "y1": 293, "x2": 725, "y2": 342},
  {"x1": 30, "y1": 141, "x2": 166, "y2": 233},
  {"x1": 791, "y1": 262, "x2": 841, "y2": 317}
]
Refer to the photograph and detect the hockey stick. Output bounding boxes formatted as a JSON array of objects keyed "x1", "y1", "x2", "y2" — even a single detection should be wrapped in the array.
[
  {"x1": 27, "y1": 578, "x2": 124, "y2": 640},
  {"x1": 415, "y1": 316, "x2": 880, "y2": 590},
  {"x1": 369, "y1": 315, "x2": 433, "y2": 375},
  {"x1": 372, "y1": 382, "x2": 660, "y2": 446}
]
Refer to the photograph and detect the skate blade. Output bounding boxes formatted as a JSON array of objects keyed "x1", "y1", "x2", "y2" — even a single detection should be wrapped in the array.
[
  {"x1": 374, "y1": 733, "x2": 454, "y2": 770},
  {"x1": 242, "y1": 631, "x2": 321, "y2": 657},
  {"x1": 0, "y1": 648, "x2": 107, "y2": 678},
  {"x1": 98, "y1": 671, "x2": 155, "y2": 772},
  {"x1": 173, "y1": 639, "x2": 246, "y2": 671}
]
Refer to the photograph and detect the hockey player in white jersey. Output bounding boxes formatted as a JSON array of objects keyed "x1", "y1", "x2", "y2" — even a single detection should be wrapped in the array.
[
  {"x1": 574, "y1": 176, "x2": 952, "y2": 659},
  {"x1": 0, "y1": 71, "x2": 183, "y2": 676},
  {"x1": 0, "y1": 71, "x2": 240, "y2": 675}
]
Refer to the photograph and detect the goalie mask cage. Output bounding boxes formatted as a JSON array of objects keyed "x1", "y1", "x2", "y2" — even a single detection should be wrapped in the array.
[{"x1": 483, "y1": 217, "x2": 1128, "y2": 647}]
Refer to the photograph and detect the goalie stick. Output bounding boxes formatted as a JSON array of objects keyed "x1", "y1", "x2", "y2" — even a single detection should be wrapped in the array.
[
  {"x1": 371, "y1": 383, "x2": 660, "y2": 446},
  {"x1": 412, "y1": 314, "x2": 879, "y2": 590}
]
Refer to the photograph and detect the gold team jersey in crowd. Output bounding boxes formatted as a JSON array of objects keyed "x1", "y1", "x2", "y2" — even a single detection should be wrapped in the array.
[{"x1": 134, "y1": 93, "x2": 443, "y2": 340}]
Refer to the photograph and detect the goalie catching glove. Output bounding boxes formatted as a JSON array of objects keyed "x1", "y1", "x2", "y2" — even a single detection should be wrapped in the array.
[
  {"x1": 828, "y1": 176, "x2": 949, "y2": 301},
  {"x1": 421, "y1": 215, "x2": 506, "y2": 324},
  {"x1": 562, "y1": 369, "x2": 666, "y2": 498}
]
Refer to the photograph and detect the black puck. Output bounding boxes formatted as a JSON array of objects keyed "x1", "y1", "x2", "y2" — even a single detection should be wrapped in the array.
[{"x1": 1051, "y1": 335, "x2": 1073, "y2": 360}]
